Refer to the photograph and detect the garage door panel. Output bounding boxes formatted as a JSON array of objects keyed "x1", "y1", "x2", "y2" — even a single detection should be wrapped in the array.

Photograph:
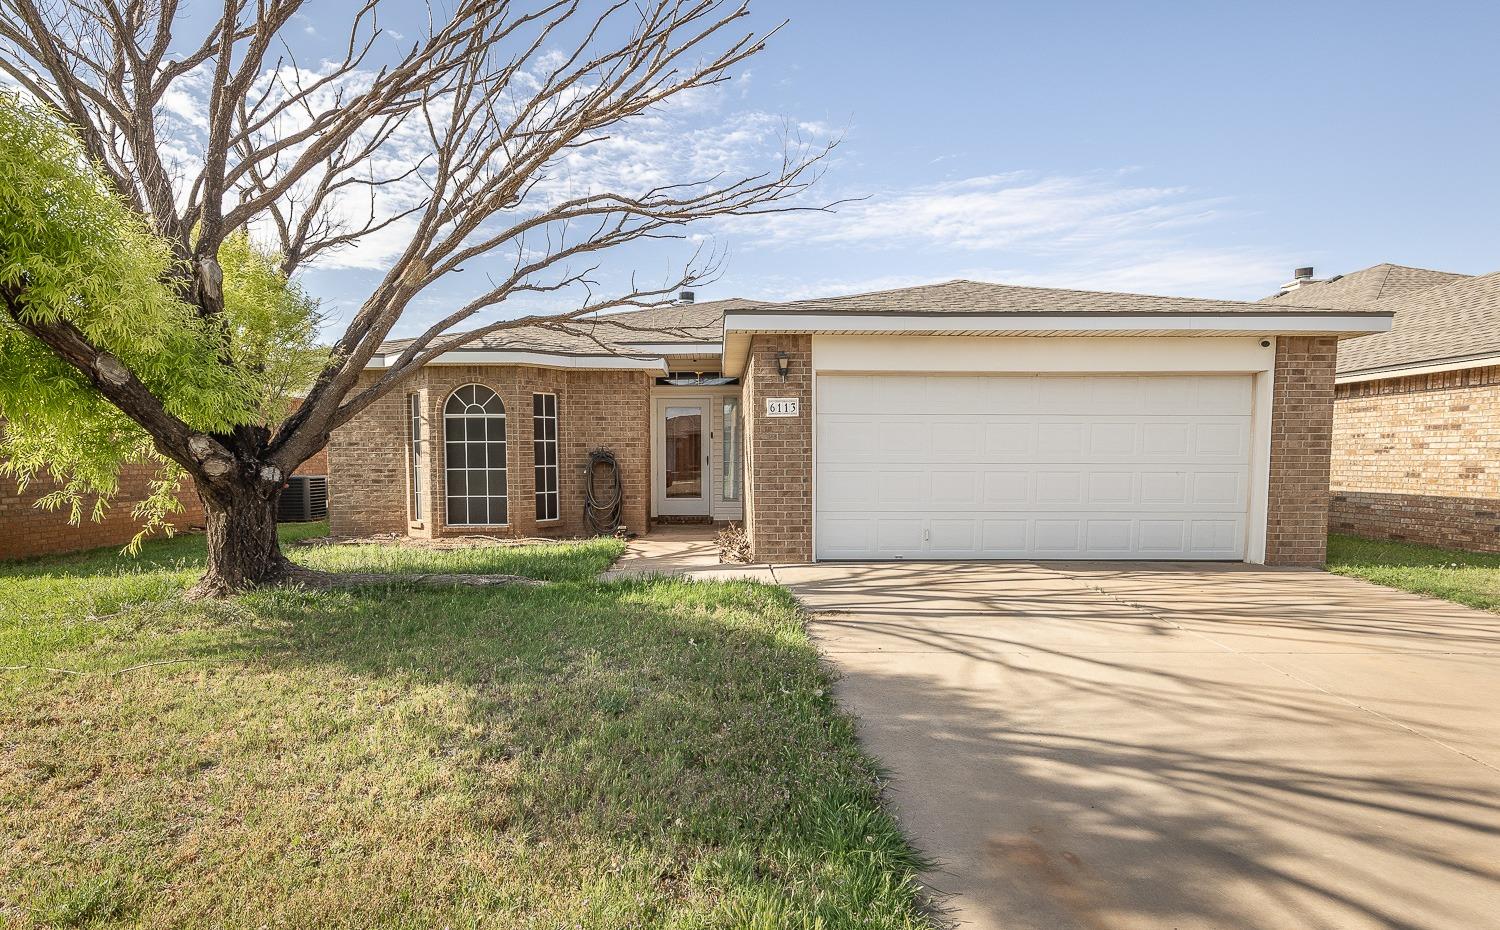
[
  {"x1": 982, "y1": 470, "x2": 1031, "y2": 504},
  {"x1": 984, "y1": 423, "x2": 1033, "y2": 456},
  {"x1": 1086, "y1": 520, "x2": 1134, "y2": 552},
  {"x1": 1037, "y1": 423, "x2": 1086, "y2": 456},
  {"x1": 815, "y1": 374, "x2": 1252, "y2": 560}
]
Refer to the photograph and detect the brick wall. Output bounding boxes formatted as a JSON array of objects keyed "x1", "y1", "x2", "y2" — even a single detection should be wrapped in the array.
[
  {"x1": 1, "y1": 398, "x2": 327, "y2": 561},
  {"x1": 0, "y1": 464, "x2": 205, "y2": 561},
  {"x1": 1329, "y1": 364, "x2": 1500, "y2": 551},
  {"x1": 1264, "y1": 335, "x2": 1339, "y2": 566},
  {"x1": 743, "y1": 335, "x2": 813, "y2": 562},
  {"x1": 328, "y1": 366, "x2": 651, "y2": 540},
  {"x1": 328, "y1": 373, "x2": 411, "y2": 537}
]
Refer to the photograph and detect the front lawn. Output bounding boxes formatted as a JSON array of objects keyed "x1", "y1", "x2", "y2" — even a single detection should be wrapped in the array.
[
  {"x1": 1327, "y1": 533, "x2": 1500, "y2": 612},
  {"x1": 1, "y1": 527, "x2": 930, "y2": 929}
]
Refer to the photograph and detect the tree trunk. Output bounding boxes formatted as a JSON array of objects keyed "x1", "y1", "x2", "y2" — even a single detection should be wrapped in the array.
[{"x1": 188, "y1": 478, "x2": 292, "y2": 599}]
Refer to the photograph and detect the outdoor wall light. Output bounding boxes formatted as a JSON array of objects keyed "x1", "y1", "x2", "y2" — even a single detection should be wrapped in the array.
[{"x1": 775, "y1": 351, "x2": 791, "y2": 381}]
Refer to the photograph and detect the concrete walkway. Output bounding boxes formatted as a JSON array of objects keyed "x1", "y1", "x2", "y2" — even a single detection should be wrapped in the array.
[{"x1": 600, "y1": 524, "x2": 776, "y2": 582}]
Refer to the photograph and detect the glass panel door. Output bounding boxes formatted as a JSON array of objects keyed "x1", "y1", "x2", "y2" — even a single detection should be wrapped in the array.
[{"x1": 664, "y1": 405, "x2": 704, "y2": 499}]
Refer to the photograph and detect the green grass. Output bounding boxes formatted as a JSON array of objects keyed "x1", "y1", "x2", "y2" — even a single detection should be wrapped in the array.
[
  {"x1": 1327, "y1": 533, "x2": 1500, "y2": 612},
  {"x1": 0, "y1": 526, "x2": 931, "y2": 929}
]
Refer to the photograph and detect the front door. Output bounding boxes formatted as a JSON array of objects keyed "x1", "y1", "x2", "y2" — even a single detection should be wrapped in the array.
[{"x1": 654, "y1": 397, "x2": 710, "y2": 516}]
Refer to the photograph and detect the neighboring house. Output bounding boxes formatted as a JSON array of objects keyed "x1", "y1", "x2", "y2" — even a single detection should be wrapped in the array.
[
  {"x1": 330, "y1": 280, "x2": 1389, "y2": 566},
  {"x1": 0, "y1": 423, "x2": 328, "y2": 562},
  {"x1": 1266, "y1": 264, "x2": 1500, "y2": 552}
]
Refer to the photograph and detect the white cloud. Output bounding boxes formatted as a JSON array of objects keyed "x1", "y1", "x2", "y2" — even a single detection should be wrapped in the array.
[{"x1": 740, "y1": 171, "x2": 1227, "y2": 253}]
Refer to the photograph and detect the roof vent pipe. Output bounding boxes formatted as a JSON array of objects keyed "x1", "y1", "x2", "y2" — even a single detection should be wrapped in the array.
[
  {"x1": 678, "y1": 290, "x2": 695, "y2": 304},
  {"x1": 1278, "y1": 265, "x2": 1324, "y2": 295}
]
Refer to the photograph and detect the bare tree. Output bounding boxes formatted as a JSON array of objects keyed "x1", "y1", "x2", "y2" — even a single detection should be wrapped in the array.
[{"x1": 0, "y1": 0, "x2": 832, "y2": 595}]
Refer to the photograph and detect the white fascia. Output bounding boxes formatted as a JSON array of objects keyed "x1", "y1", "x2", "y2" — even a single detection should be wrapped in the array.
[
  {"x1": 1335, "y1": 352, "x2": 1500, "y2": 384},
  {"x1": 366, "y1": 350, "x2": 667, "y2": 371},
  {"x1": 720, "y1": 311, "x2": 1393, "y2": 375}
]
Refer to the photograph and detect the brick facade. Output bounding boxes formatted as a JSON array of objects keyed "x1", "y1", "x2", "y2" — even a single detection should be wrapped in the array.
[
  {"x1": 1265, "y1": 335, "x2": 1339, "y2": 566},
  {"x1": 0, "y1": 464, "x2": 206, "y2": 562},
  {"x1": 329, "y1": 366, "x2": 651, "y2": 540},
  {"x1": 742, "y1": 335, "x2": 813, "y2": 562},
  {"x1": 0, "y1": 401, "x2": 327, "y2": 562},
  {"x1": 1330, "y1": 364, "x2": 1500, "y2": 551}
]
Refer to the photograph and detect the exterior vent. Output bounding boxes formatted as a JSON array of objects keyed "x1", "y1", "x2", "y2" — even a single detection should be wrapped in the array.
[
  {"x1": 278, "y1": 475, "x2": 329, "y2": 523},
  {"x1": 678, "y1": 290, "x2": 695, "y2": 304},
  {"x1": 1294, "y1": 266, "x2": 1315, "y2": 280}
]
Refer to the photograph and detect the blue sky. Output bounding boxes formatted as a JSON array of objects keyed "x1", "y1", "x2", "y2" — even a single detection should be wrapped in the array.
[{"x1": 281, "y1": 0, "x2": 1500, "y2": 337}]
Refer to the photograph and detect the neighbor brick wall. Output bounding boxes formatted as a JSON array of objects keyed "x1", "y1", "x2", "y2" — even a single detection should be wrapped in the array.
[
  {"x1": 0, "y1": 464, "x2": 205, "y2": 561},
  {"x1": 1264, "y1": 335, "x2": 1339, "y2": 566},
  {"x1": 1329, "y1": 365, "x2": 1500, "y2": 551},
  {"x1": 327, "y1": 366, "x2": 650, "y2": 540},
  {"x1": 743, "y1": 335, "x2": 812, "y2": 562}
]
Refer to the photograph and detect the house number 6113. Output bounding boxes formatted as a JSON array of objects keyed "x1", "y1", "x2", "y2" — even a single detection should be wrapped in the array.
[{"x1": 766, "y1": 397, "x2": 800, "y2": 417}]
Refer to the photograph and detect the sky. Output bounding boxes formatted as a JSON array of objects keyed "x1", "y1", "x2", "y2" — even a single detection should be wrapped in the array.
[{"x1": 225, "y1": 1, "x2": 1500, "y2": 336}]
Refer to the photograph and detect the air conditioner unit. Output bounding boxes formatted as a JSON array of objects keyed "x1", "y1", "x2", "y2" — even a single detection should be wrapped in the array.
[{"x1": 278, "y1": 475, "x2": 328, "y2": 523}]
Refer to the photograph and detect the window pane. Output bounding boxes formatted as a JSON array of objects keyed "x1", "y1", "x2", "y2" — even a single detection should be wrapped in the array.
[
  {"x1": 722, "y1": 397, "x2": 741, "y2": 502},
  {"x1": 444, "y1": 386, "x2": 508, "y2": 525},
  {"x1": 532, "y1": 393, "x2": 559, "y2": 520},
  {"x1": 665, "y1": 406, "x2": 703, "y2": 499}
]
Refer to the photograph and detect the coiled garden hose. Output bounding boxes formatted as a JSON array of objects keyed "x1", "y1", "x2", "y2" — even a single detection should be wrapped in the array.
[{"x1": 584, "y1": 449, "x2": 626, "y2": 535}]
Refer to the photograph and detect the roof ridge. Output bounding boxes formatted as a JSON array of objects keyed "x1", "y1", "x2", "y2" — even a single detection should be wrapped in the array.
[{"x1": 1368, "y1": 264, "x2": 1398, "y2": 302}]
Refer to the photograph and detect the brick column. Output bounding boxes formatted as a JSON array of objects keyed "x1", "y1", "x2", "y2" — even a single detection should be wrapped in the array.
[
  {"x1": 1265, "y1": 335, "x2": 1338, "y2": 565},
  {"x1": 743, "y1": 335, "x2": 813, "y2": 562}
]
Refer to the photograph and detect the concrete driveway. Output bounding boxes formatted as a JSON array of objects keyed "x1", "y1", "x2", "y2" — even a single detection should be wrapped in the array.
[{"x1": 775, "y1": 561, "x2": 1500, "y2": 930}]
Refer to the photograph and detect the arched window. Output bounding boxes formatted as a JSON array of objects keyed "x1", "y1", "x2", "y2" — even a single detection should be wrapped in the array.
[{"x1": 444, "y1": 385, "x2": 507, "y2": 525}]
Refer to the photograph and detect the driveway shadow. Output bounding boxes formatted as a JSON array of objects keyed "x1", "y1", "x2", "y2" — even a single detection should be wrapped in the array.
[{"x1": 794, "y1": 561, "x2": 1500, "y2": 930}]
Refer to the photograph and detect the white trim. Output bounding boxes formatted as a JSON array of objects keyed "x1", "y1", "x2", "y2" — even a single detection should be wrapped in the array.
[
  {"x1": 1335, "y1": 353, "x2": 1500, "y2": 384},
  {"x1": 367, "y1": 350, "x2": 667, "y2": 371},
  {"x1": 723, "y1": 312, "x2": 1391, "y2": 375},
  {"x1": 727, "y1": 310, "x2": 1392, "y2": 335},
  {"x1": 652, "y1": 395, "x2": 713, "y2": 517},
  {"x1": 1247, "y1": 366, "x2": 1275, "y2": 565}
]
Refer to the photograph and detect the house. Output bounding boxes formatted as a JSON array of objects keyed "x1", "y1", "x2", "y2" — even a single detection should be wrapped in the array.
[
  {"x1": 1, "y1": 409, "x2": 328, "y2": 562},
  {"x1": 1267, "y1": 264, "x2": 1500, "y2": 551},
  {"x1": 328, "y1": 280, "x2": 1391, "y2": 565}
]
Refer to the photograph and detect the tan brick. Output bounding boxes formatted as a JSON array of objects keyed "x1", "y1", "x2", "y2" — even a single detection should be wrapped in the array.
[
  {"x1": 1329, "y1": 364, "x2": 1500, "y2": 551},
  {"x1": 329, "y1": 367, "x2": 651, "y2": 541}
]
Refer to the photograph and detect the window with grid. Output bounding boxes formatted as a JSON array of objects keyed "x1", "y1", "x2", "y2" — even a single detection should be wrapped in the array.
[
  {"x1": 408, "y1": 393, "x2": 427, "y2": 520},
  {"x1": 533, "y1": 393, "x2": 559, "y2": 521},
  {"x1": 443, "y1": 385, "x2": 507, "y2": 525}
]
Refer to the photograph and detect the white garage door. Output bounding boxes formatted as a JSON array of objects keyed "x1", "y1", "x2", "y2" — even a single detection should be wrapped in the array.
[{"x1": 815, "y1": 374, "x2": 1253, "y2": 560}]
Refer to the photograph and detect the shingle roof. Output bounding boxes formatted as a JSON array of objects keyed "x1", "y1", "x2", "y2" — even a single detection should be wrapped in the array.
[
  {"x1": 746, "y1": 278, "x2": 1366, "y2": 316},
  {"x1": 377, "y1": 279, "x2": 1386, "y2": 364},
  {"x1": 376, "y1": 298, "x2": 762, "y2": 357},
  {"x1": 1332, "y1": 271, "x2": 1500, "y2": 375},
  {"x1": 1263, "y1": 263, "x2": 1471, "y2": 311},
  {"x1": 1259, "y1": 263, "x2": 1500, "y2": 374}
]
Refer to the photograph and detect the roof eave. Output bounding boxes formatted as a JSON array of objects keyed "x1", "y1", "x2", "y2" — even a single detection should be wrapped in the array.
[
  {"x1": 719, "y1": 310, "x2": 1394, "y2": 376},
  {"x1": 365, "y1": 349, "x2": 668, "y2": 372},
  {"x1": 1335, "y1": 351, "x2": 1500, "y2": 384}
]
